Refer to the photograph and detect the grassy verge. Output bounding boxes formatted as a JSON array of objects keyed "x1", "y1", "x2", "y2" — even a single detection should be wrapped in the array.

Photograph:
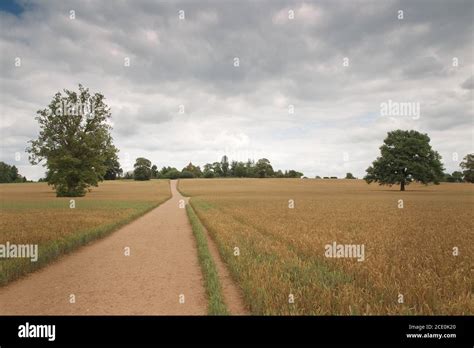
[
  {"x1": 185, "y1": 203, "x2": 229, "y2": 315},
  {"x1": 0, "y1": 187, "x2": 171, "y2": 286}
]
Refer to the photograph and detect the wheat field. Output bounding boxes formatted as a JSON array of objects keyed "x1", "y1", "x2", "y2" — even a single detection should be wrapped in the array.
[
  {"x1": 179, "y1": 178, "x2": 474, "y2": 315},
  {"x1": 0, "y1": 180, "x2": 171, "y2": 285}
]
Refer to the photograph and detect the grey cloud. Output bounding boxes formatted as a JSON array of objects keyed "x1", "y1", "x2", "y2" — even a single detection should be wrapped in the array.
[
  {"x1": 0, "y1": 0, "x2": 472, "y2": 180},
  {"x1": 461, "y1": 76, "x2": 473, "y2": 89},
  {"x1": 401, "y1": 56, "x2": 446, "y2": 79}
]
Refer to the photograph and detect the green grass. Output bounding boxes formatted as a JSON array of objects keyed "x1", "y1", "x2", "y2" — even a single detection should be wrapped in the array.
[
  {"x1": 191, "y1": 199, "x2": 215, "y2": 212},
  {"x1": 185, "y1": 203, "x2": 229, "y2": 315},
  {"x1": 0, "y1": 200, "x2": 156, "y2": 210}
]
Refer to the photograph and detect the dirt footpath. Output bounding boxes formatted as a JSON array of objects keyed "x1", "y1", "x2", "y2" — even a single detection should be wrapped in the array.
[{"x1": 0, "y1": 180, "x2": 207, "y2": 315}]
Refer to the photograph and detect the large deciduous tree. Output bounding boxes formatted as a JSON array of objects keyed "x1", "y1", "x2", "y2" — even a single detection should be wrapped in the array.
[
  {"x1": 364, "y1": 130, "x2": 444, "y2": 191},
  {"x1": 27, "y1": 85, "x2": 118, "y2": 196}
]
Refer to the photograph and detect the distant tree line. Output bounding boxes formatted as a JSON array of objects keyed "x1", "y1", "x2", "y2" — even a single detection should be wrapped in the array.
[
  {"x1": 441, "y1": 171, "x2": 464, "y2": 183},
  {"x1": 118, "y1": 150, "x2": 473, "y2": 184},
  {"x1": 315, "y1": 173, "x2": 356, "y2": 179},
  {"x1": 0, "y1": 162, "x2": 27, "y2": 183},
  {"x1": 123, "y1": 155, "x2": 304, "y2": 181},
  {"x1": 439, "y1": 154, "x2": 473, "y2": 183},
  {"x1": 23, "y1": 93, "x2": 473, "y2": 195}
]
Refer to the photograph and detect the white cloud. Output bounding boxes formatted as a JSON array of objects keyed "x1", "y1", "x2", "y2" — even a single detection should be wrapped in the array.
[{"x1": 0, "y1": 0, "x2": 473, "y2": 180}]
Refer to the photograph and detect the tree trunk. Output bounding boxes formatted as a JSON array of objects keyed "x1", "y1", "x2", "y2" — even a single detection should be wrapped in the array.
[{"x1": 400, "y1": 180, "x2": 405, "y2": 191}]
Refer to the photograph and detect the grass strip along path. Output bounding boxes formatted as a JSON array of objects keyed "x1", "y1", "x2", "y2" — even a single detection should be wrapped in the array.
[{"x1": 179, "y1": 180, "x2": 248, "y2": 315}]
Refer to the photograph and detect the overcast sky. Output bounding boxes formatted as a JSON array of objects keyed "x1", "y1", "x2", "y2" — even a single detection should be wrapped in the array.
[{"x1": 0, "y1": 0, "x2": 472, "y2": 180}]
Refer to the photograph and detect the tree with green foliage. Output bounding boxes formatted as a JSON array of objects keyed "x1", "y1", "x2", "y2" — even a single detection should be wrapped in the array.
[
  {"x1": 158, "y1": 166, "x2": 180, "y2": 179},
  {"x1": 245, "y1": 159, "x2": 255, "y2": 177},
  {"x1": 442, "y1": 173, "x2": 452, "y2": 182},
  {"x1": 133, "y1": 157, "x2": 152, "y2": 181},
  {"x1": 234, "y1": 161, "x2": 247, "y2": 177},
  {"x1": 460, "y1": 153, "x2": 473, "y2": 183},
  {"x1": 255, "y1": 158, "x2": 274, "y2": 178},
  {"x1": 165, "y1": 168, "x2": 180, "y2": 179},
  {"x1": 212, "y1": 162, "x2": 223, "y2": 177},
  {"x1": 345, "y1": 172, "x2": 356, "y2": 179},
  {"x1": 0, "y1": 162, "x2": 25, "y2": 183},
  {"x1": 10, "y1": 165, "x2": 18, "y2": 181},
  {"x1": 151, "y1": 165, "x2": 158, "y2": 179},
  {"x1": 104, "y1": 157, "x2": 122, "y2": 180},
  {"x1": 450, "y1": 171, "x2": 464, "y2": 183},
  {"x1": 221, "y1": 155, "x2": 229, "y2": 177},
  {"x1": 179, "y1": 170, "x2": 194, "y2": 178},
  {"x1": 365, "y1": 130, "x2": 444, "y2": 191},
  {"x1": 275, "y1": 170, "x2": 284, "y2": 178},
  {"x1": 229, "y1": 160, "x2": 248, "y2": 177},
  {"x1": 182, "y1": 162, "x2": 202, "y2": 178},
  {"x1": 230, "y1": 161, "x2": 237, "y2": 177},
  {"x1": 160, "y1": 166, "x2": 172, "y2": 177},
  {"x1": 27, "y1": 85, "x2": 118, "y2": 196},
  {"x1": 287, "y1": 169, "x2": 303, "y2": 178},
  {"x1": 202, "y1": 163, "x2": 214, "y2": 178},
  {"x1": 444, "y1": 171, "x2": 464, "y2": 183}
]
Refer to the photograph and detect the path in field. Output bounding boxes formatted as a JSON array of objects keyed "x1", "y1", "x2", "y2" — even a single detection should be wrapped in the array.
[{"x1": 0, "y1": 180, "x2": 208, "y2": 315}]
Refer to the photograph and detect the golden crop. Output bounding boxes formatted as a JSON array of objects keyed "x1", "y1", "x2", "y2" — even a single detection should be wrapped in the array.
[
  {"x1": 179, "y1": 178, "x2": 474, "y2": 315},
  {"x1": 0, "y1": 180, "x2": 171, "y2": 244},
  {"x1": 0, "y1": 180, "x2": 171, "y2": 284}
]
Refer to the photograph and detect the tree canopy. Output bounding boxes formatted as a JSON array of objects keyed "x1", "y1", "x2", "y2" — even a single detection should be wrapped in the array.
[
  {"x1": 364, "y1": 130, "x2": 444, "y2": 191},
  {"x1": 0, "y1": 162, "x2": 26, "y2": 183},
  {"x1": 221, "y1": 155, "x2": 229, "y2": 177},
  {"x1": 151, "y1": 165, "x2": 159, "y2": 179},
  {"x1": 181, "y1": 162, "x2": 202, "y2": 178},
  {"x1": 104, "y1": 157, "x2": 123, "y2": 180},
  {"x1": 255, "y1": 158, "x2": 274, "y2": 178},
  {"x1": 133, "y1": 157, "x2": 152, "y2": 181},
  {"x1": 27, "y1": 85, "x2": 118, "y2": 196},
  {"x1": 460, "y1": 153, "x2": 473, "y2": 183}
]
